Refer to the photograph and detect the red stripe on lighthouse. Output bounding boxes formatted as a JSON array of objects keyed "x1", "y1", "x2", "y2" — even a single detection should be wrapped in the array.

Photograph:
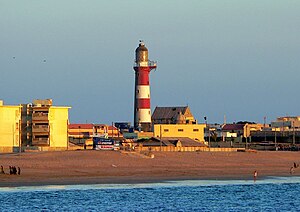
[
  {"x1": 135, "y1": 67, "x2": 150, "y2": 85},
  {"x1": 138, "y1": 73, "x2": 149, "y2": 85},
  {"x1": 137, "y1": 99, "x2": 150, "y2": 109}
]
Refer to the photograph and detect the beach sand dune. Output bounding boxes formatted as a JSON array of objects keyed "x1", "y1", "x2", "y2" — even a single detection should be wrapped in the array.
[{"x1": 0, "y1": 151, "x2": 299, "y2": 187}]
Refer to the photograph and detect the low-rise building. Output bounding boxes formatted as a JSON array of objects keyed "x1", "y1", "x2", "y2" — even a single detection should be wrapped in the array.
[
  {"x1": 153, "y1": 124, "x2": 205, "y2": 142},
  {"x1": 222, "y1": 123, "x2": 265, "y2": 141},
  {"x1": 68, "y1": 123, "x2": 94, "y2": 145},
  {"x1": 68, "y1": 123, "x2": 121, "y2": 147},
  {"x1": 271, "y1": 116, "x2": 300, "y2": 131},
  {"x1": 152, "y1": 106, "x2": 197, "y2": 125}
]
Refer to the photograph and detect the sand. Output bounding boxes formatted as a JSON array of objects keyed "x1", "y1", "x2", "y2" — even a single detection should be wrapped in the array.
[{"x1": 0, "y1": 150, "x2": 299, "y2": 187}]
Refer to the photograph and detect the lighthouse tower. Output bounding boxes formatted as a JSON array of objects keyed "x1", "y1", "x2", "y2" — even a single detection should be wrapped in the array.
[{"x1": 133, "y1": 41, "x2": 157, "y2": 132}]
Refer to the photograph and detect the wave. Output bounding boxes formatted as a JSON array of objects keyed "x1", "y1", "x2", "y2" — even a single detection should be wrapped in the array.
[{"x1": 1, "y1": 176, "x2": 300, "y2": 193}]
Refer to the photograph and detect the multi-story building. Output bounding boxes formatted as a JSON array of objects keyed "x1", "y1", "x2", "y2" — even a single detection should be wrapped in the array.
[
  {"x1": 0, "y1": 100, "x2": 22, "y2": 152},
  {"x1": 21, "y1": 99, "x2": 71, "y2": 150}
]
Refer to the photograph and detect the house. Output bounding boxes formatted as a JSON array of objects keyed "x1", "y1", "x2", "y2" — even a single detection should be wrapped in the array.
[
  {"x1": 222, "y1": 123, "x2": 264, "y2": 141},
  {"x1": 152, "y1": 106, "x2": 197, "y2": 125}
]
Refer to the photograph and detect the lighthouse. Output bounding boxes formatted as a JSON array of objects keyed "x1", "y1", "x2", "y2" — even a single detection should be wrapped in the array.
[{"x1": 133, "y1": 41, "x2": 157, "y2": 132}]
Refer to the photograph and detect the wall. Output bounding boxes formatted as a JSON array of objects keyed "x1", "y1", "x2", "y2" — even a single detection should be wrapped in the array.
[
  {"x1": 136, "y1": 146, "x2": 244, "y2": 152},
  {"x1": 0, "y1": 105, "x2": 21, "y2": 152},
  {"x1": 49, "y1": 107, "x2": 70, "y2": 148},
  {"x1": 153, "y1": 124, "x2": 205, "y2": 142}
]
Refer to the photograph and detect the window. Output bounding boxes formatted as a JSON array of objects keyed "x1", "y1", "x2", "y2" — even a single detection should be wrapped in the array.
[
  {"x1": 164, "y1": 129, "x2": 169, "y2": 132},
  {"x1": 193, "y1": 129, "x2": 199, "y2": 132},
  {"x1": 178, "y1": 129, "x2": 184, "y2": 132}
]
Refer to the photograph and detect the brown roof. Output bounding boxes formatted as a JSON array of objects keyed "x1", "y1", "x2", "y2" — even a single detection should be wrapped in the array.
[
  {"x1": 69, "y1": 124, "x2": 118, "y2": 131},
  {"x1": 152, "y1": 106, "x2": 190, "y2": 120},
  {"x1": 160, "y1": 137, "x2": 206, "y2": 147},
  {"x1": 69, "y1": 124, "x2": 94, "y2": 129},
  {"x1": 138, "y1": 137, "x2": 205, "y2": 147},
  {"x1": 222, "y1": 124, "x2": 245, "y2": 131},
  {"x1": 136, "y1": 138, "x2": 172, "y2": 147}
]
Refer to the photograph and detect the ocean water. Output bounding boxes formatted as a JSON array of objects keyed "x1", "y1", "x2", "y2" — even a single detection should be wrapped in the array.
[{"x1": 0, "y1": 177, "x2": 300, "y2": 211}]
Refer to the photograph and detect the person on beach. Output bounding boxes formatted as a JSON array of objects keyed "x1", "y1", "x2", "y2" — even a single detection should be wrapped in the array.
[
  {"x1": 290, "y1": 167, "x2": 295, "y2": 175},
  {"x1": 253, "y1": 170, "x2": 258, "y2": 181},
  {"x1": 13, "y1": 166, "x2": 17, "y2": 175},
  {"x1": 293, "y1": 162, "x2": 299, "y2": 169},
  {"x1": 0, "y1": 166, "x2": 4, "y2": 174},
  {"x1": 17, "y1": 167, "x2": 21, "y2": 175},
  {"x1": 9, "y1": 166, "x2": 12, "y2": 175}
]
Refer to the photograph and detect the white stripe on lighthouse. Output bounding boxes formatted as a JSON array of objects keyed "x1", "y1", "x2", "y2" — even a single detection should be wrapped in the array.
[
  {"x1": 137, "y1": 109, "x2": 151, "y2": 123},
  {"x1": 136, "y1": 85, "x2": 150, "y2": 99}
]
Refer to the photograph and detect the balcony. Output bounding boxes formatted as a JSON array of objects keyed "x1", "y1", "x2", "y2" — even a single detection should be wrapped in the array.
[
  {"x1": 134, "y1": 60, "x2": 157, "y2": 68},
  {"x1": 32, "y1": 125, "x2": 49, "y2": 133},
  {"x1": 32, "y1": 113, "x2": 48, "y2": 121},
  {"x1": 32, "y1": 138, "x2": 49, "y2": 146}
]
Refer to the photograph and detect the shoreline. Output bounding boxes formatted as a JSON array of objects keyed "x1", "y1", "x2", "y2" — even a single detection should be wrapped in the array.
[
  {"x1": 0, "y1": 151, "x2": 299, "y2": 188},
  {"x1": 1, "y1": 175, "x2": 300, "y2": 189}
]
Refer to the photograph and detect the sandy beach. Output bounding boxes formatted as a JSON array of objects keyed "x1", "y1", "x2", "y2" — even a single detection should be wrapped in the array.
[{"x1": 0, "y1": 150, "x2": 299, "y2": 187}]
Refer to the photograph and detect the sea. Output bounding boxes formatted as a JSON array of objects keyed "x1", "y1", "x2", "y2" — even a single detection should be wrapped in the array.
[{"x1": 0, "y1": 177, "x2": 300, "y2": 211}]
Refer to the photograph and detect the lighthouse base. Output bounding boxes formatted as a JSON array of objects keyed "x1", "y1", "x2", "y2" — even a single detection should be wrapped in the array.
[{"x1": 135, "y1": 122, "x2": 152, "y2": 132}]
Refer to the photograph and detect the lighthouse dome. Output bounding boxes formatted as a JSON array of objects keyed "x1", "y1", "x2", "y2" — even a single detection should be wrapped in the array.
[{"x1": 135, "y1": 41, "x2": 148, "y2": 62}]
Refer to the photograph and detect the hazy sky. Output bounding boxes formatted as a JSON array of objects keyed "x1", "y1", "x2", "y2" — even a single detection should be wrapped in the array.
[{"x1": 1, "y1": 1, "x2": 300, "y2": 124}]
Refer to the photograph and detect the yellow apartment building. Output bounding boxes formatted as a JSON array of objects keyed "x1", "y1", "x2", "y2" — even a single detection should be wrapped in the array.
[
  {"x1": 153, "y1": 124, "x2": 205, "y2": 142},
  {"x1": 0, "y1": 100, "x2": 22, "y2": 152}
]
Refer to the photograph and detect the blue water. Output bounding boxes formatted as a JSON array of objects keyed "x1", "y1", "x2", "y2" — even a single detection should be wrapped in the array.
[{"x1": 1, "y1": 177, "x2": 300, "y2": 211}]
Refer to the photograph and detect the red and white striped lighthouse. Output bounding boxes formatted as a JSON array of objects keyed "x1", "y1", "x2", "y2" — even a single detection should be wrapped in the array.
[{"x1": 133, "y1": 41, "x2": 157, "y2": 131}]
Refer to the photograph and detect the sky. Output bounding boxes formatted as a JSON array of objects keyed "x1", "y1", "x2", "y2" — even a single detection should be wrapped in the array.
[{"x1": 0, "y1": 0, "x2": 300, "y2": 124}]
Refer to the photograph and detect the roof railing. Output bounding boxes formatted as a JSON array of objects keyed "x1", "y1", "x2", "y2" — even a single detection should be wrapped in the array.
[{"x1": 134, "y1": 60, "x2": 157, "y2": 67}]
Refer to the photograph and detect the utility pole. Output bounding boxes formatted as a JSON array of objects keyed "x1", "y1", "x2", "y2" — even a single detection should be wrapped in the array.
[
  {"x1": 160, "y1": 124, "x2": 162, "y2": 151},
  {"x1": 275, "y1": 129, "x2": 277, "y2": 150},
  {"x1": 112, "y1": 122, "x2": 114, "y2": 139},
  {"x1": 204, "y1": 117, "x2": 210, "y2": 150},
  {"x1": 264, "y1": 116, "x2": 267, "y2": 142},
  {"x1": 293, "y1": 121, "x2": 295, "y2": 145},
  {"x1": 245, "y1": 124, "x2": 247, "y2": 149}
]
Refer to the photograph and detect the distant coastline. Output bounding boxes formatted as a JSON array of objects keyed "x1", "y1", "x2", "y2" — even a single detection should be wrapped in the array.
[{"x1": 0, "y1": 151, "x2": 299, "y2": 187}]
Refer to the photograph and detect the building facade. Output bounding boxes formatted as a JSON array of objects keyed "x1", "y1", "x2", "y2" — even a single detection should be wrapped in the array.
[
  {"x1": 21, "y1": 99, "x2": 70, "y2": 150},
  {"x1": 153, "y1": 124, "x2": 205, "y2": 142},
  {"x1": 0, "y1": 100, "x2": 22, "y2": 152}
]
